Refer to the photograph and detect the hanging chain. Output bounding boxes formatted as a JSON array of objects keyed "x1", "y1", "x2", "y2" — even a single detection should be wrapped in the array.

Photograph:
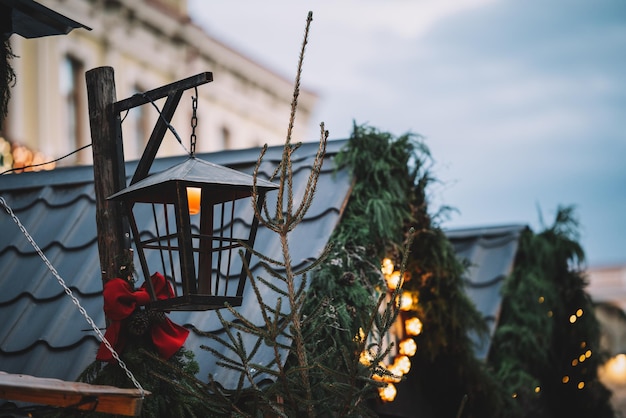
[
  {"x1": 190, "y1": 87, "x2": 198, "y2": 156},
  {"x1": 0, "y1": 196, "x2": 145, "y2": 398}
]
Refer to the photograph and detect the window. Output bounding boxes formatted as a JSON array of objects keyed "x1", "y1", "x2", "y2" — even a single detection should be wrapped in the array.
[
  {"x1": 220, "y1": 125, "x2": 231, "y2": 150},
  {"x1": 60, "y1": 55, "x2": 84, "y2": 164},
  {"x1": 129, "y1": 85, "x2": 148, "y2": 159}
]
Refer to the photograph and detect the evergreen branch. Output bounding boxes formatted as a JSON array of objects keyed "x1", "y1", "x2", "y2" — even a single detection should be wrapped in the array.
[
  {"x1": 289, "y1": 124, "x2": 329, "y2": 230},
  {"x1": 256, "y1": 274, "x2": 290, "y2": 297},
  {"x1": 240, "y1": 244, "x2": 287, "y2": 268}
]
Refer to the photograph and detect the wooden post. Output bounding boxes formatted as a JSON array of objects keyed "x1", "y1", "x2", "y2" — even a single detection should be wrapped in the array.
[{"x1": 86, "y1": 66, "x2": 129, "y2": 284}]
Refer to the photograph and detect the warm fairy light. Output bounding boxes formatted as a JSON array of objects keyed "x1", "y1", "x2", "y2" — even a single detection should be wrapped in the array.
[
  {"x1": 562, "y1": 376, "x2": 570, "y2": 383},
  {"x1": 599, "y1": 354, "x2": 626, "y2": 385},
  {"x1": 579, "y1": 354, "x2": 586, "y2": 363},
  {"x1": 569, "y1": 314, "x2": 577, "y2": 324},
  {"x1": 547, "y1": 311, "x2": 553, "y2": 317},
  {"x1": 581, "y1": 341, "x2": 587, "y2": 348},
  {"x1": 512, "y1": 392, "x2": 518, "y2": 398},
  {"x1": 585, "y1": 349, "x2": 592, "y2": 358},
  {"x1": 405, "y1": 317, "x2": 423, "y2": 336},
  {"x1": 577, "y1": 381, "x2": 585, "y2": 390},
  {"x1": 373, "y1": 363, "x2": 401, "y2": 383},
  {"x1": 534, "y1": 386, "x2": 541, "y2": 393},
  {"x1": 393, "y1": 355, "x2": 411, "y2": 375},
  {"x1": 359, "y1": 350, "x2": 374, "y2": 366},
  {"x1": 399, "y1": 292, "x2": 414, "y2": 311},
  {"x1": 572, "y1": 359, "x2": 579, "y2": 366},
  {"x1": 399, "y1": 338, "x2": 417, "y2": 357},
  {"x1": 538, "y1": 296, "x2": 545, "y2": 303},
  {"x1": 386, "y1": 271, "x2": 402, "y2": 290},
  {"x1": 379, "y1": 383, "x2": 397, "y2": 402},
  {"x1": 354, "y1": 328, "x2": 366, "y2": 343},
  {"x1": 381, "y1": 258, "x2": 394, "y2": 276},
  {"x1": 576, "y1": 308, "x2": 583, "y2": 317},
  {"x1": 387, "y1": 363, "x2": 403, "y2": 380},
  {"x1": 187, "y1": 187, "x2": 201, "y2": 215}
]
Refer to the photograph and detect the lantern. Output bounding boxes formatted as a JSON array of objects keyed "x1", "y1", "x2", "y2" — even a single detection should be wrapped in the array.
[{"x1": 108, "y1": 156, "x2": 278, "y2": 311}]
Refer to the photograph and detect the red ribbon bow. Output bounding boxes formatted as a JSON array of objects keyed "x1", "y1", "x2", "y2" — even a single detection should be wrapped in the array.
[{"x1": 96, "y1": 272, "x2": 189, "y2": 362}]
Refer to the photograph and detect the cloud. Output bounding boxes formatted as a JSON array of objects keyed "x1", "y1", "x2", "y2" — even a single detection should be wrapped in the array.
[{"x1": 187, "y1": 0, "x2": 626, "y2": 265}]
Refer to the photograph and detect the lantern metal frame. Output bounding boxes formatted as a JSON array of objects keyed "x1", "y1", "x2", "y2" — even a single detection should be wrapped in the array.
[
  {"x1": 109, "y1": 157, "x2": 277, "y2": 311},
  {"x1": 105, "y1": 72, "x2": 278, "y2": 311}
]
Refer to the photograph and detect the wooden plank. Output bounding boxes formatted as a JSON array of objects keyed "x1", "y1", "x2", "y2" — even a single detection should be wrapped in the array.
[{"x1": 0, "y1": 372, "x2": 149, "y2": 416}]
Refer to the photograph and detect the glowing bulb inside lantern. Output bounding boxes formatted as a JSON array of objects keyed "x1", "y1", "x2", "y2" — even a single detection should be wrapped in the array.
[
  {"x1": 187, "y1": 187, "x2": 201, "y2": 215},
  {"x1": 405, "y1": 317, "x2": 423, "y2": 336},
  {"x1": 399, "y1": 338, "x2": 417, "y2": 357}
]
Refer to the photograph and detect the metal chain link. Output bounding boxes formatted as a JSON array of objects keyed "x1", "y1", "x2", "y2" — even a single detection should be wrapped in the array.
[
  {"x1": 190, "y1": 87, "x2": 198, "y2": 156},
  {"x1": 0, "y1": 196, "x2": 145, "y2": 397}
]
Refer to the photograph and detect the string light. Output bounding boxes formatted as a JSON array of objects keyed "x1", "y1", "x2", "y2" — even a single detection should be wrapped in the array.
[
  {"x1": 393, "y1": 355, "x2": 411, "y2": 375},
  {"x1": 399, "y1": 292, "x2": 414, "y2": 311},
  {"x1": 373, "y1": 363, "x2": 401, "y2": 383},
  {"x1": 381, "y1": 258, "x2": 394, "y2": 276},
  {"x1": 359, "y1": 350, "x2": 374, "y2": 367},
  {"x1": 562, "y1": 376, "x2": 570, "y2": 383},
  {"x1": 379, "y1": 383, "x2": 397, "y2": 402},
  {"x1": 0, "y1": 142, "x2": 91, "y2": 175},
  {"x1": 405, "y1": 317, "x2": 423, "y2": 336},
  {"x1": 599, "y1": 354, "x2": 626, "y2": 385},
  {"x1": 399, "y1": 338, "x2": 417, "y2": 357},
  {"x1": 385, "y1": 271, "x2": 402, "y2": 290}
]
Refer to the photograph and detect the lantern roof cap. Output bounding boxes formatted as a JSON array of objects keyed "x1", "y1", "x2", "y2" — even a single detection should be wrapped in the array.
[{"x1": 108, "y1": 156, "x2": 278, "y2": 200}]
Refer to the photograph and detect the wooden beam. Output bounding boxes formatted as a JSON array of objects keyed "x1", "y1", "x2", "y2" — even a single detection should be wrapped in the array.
[
  {"x1": 130, "y1": 90, "x2": 183, "y2": 185},
  {"x1": 0, "y1": 372, "x2": 150, "y2": 416},
  {"x1": 86, "y1": 66, "x2": 130, "y2": 284},
  {"x1": 113, "y1": 72, "x2": 212, "y2": 113}
]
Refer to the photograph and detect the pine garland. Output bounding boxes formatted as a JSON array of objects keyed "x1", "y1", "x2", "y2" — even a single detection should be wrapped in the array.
[
  {"x1": 303, "y1": 123, "x2": 507, "y2": 417},
  {"x1": 490, "y1": 207, "x2": 613, "y2": 418},
  {"x1": 78, "y1": 344, "x2": 228, "y2": 417}
]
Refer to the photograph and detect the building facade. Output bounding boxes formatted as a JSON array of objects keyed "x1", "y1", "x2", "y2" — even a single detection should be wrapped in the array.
[{"x1": 1, "y1": 0, "x2": 318, "y2": 169}]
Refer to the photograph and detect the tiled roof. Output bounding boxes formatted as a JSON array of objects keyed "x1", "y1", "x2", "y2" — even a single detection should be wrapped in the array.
[
  {"x1": 0, "y1": 138, "x2": 524, "y2": 394},
  {"x1": 446, "y1": 224, "x2": 527, "y2": 360},
  {"x1": 0, "y1": 139, "x2": 351, "y2": 388}
]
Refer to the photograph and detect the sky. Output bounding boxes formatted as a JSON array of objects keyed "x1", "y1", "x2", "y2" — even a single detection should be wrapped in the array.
[{"x1": 187, "y1": 0, "x2": 626, "y2": 268}]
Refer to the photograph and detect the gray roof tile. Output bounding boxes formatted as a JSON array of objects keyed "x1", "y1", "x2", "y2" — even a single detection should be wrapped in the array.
[{"x1": 446, "y1": 224, "x2": 526, "y2": 359}]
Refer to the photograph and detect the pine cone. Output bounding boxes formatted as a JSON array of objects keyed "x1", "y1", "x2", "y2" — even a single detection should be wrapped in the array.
[
  {"x1": 127, "y1": 310, "x2": 150, "y2": 336},
  {"x1": 339, "y1": 271, "x2": 356, "y2": 285},
  {"x1": 147, "y1": 309, "x2": 167, "y2": 324}
]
